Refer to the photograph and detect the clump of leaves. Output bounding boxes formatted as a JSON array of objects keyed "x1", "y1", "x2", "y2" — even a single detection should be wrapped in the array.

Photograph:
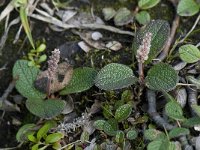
[
  {"x1": 13, "y1": 60, "x2": 66, "y2": 118},
  {"x1": 27, "y1": 43, "x2": 47, "y2": 68},
  {"x1": 16, "y1": 120, "x2": 64, "y2": 150}
]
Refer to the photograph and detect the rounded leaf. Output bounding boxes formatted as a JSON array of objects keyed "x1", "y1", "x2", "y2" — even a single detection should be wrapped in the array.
[
  {"x1": 126, "y1": 129, "x2": 138, "y2": 140},
  {"x1": 133, "y1": 20, "x2": 170, "y2": 64},
  {"x1": 182, "y1": 117, "x2": 200, "y2": 127},
  {"x1": 60, "y1": 67, "x2": 97, "y2": 95},
  {"x1": 102, "y1": 7, "x2": 116, "y2": 21},
  {"x1": 135, "y1": 11, "x2": 150, "y2": 25},
  {"x1": 147, "y1": 139, "x2": 169, "y2": 150},
  {"x1": 146, "y1": 63, "x2": 178, "y2": 91},
  {"x1": 144, "y1": 129, "x2": 163, "y2": 141},
  {"x1": 177, "y1": 0, "x2": 199, "y2": 16},
  {"x1": 38, "y1": 54, "x2": 47, "y2": 63},
  {"x1": 45, "y1": 132, "x2": 64, "y2": 143},
  {"x1": 115, "y1": 131, "x2": 125, "y2": 143},
  {"x1": 80, "y1": 131, "x2": 89, "y2": 143},
  {"x1": 179, "y1": 44, "x2": 200, "y2": 63},
  {"x1": 103, "y1": 121, "x2": 117, "y2": 136},
  {"x1": 95, "y1": 63, "x2": 137, "y2": 90},
  {"x1": 115, "y1": 104, "x2": 132, "y2": 122},
  {"x1": 13, "y1": 60, "x2": 46, "y2": 99},
  {"x1": 168, "y1": 127, "x2": 190, "y2": 139},
  {"x1": 26, "y1": 98, "x2": 66, "y2": 118},
  {"x1": 138, "y1": 0, "x2": 160, "y2": 9},
  {"x1": 165, "y1": 100, "x2": 185, "y2": 121},
  {"x1": 191, "y1": 105, "x2": 200, "y2": 117},
  {"x1": 36, "y1": 43, "x2": 46, "y2": 52},
  {"x1": 114, "y1": 7, "x2": 133, "y2": 26},
  {"x1": 94, "y1": 120, "x2": 106, "y2": 130}
]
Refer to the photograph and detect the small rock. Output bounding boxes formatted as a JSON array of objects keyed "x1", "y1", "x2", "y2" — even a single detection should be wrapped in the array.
[
  {"x1": 106, "y1": 41, "x2": 122, "y2": 51},
  {"x1": 194, "y1": 125, "x2": 200, "y2": 131},
  {"x1": 13, "y1": 95, "x2": 23, "y2": 104},
  {"x1": 56, "y1": 10, "x2": 77, "y2": 23},
  {"x1": 176, "y1": 88, "x2": 187, "y2": 108},
  {"x1": 91, "y1": 32, "x2": 103, "y2": 41},
  {"x1": 78, "y1": 41, "x2": 91, "y2": 52}
]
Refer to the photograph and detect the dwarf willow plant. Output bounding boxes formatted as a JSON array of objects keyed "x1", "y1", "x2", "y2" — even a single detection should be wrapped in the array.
[{"x1": 13, "y1": 11, "x2": 200, "y2": 148}]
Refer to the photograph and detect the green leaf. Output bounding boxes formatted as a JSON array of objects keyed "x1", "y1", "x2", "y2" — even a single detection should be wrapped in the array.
[
  {"x1": 115, "y1": 131, "x2": 125, "y2": 143},
  {"x1": 103, "y1": 120, "x2": 118, "y2": 136},
  {"x1": 182, "y1": 117, "x2": 200, "y2": 127},
  {"x1": 36, "y1": 44, "x2": 46, "y2": 52},
  {"x1": 191, "y1": 105, "x2": 200, "y2": 117},
  {"x1": 177, "y1": 0, "x2": 199, "y2": 16},
  {"x1": 121, "y1": 90, "x2": 132, "y2": 102},
  {"x1": 102, "y1": 104, "x2": 113, "y2": 119},
  {"x1": 16, "y1": 123, "x2": 36, "y2": 142},
  {"x1": 114, "y1": 7, "x2": 133, "y2": 26},
  {"x1": 28, "y1": 133, "x2": 37, "y2": 143},
  {"x1": 165, "y1": 99, "x2": 185, "y2": 121},
  {"x1": 80, "y1": 131, "x2": 89, "y2": 143},
  {"x1": 31, "y1": 144, "x2": 40, "y2": 150},
  {"x1": 45, "y1": 132, "x2": 64, "y2": 144},
  {"x1": 146, "y1": 63, "x2": 178, "y2": 91},
  {"x1": 26, "y1": 98, "x2": 66, "y2": 118},
  {"x1": 38, "y1": 54, "x2": 47, "y2": 63},
  {"x1": 94, "y1": 120, "x2": 106, "y2": 130},
  {"x1": 115, "y1": 104, "x2": 132, "y2": 122},
  {"x1": 52, "y1": 142, "x2": 62, "y2": 150},
  {"x1": 37, "y1": 120, "x2": 57, "y2": 141},
  {"x1": 168, "y1": 127, "x2": 190, "y2": 139},
  {"x1": 126, "y1": 129, "x2": 138, "y2": 140},
  {"x1": 147, "y1": 139, "x2": 169, "y2": 150},
  {"x1": 138, "y1": 0, "x2": 160, "y2": 9},
  {"x1": 12, "y1": 60, "x2": 46, "y2": 99},
  {"x1": 179, "y1": 44, "x2": 200, "y2": 63},
  {"x1": 60, "y1": 67, "x2": 97, "y2": 95},
  {"x1": 107, "y1": 118, "x2": 119, "y2": 131},
  {"x1": 144, "y1": 129, "x2": 163, "y2": 141},
  {"x1": 133, "y1": 20, "x2": 170, "y2": 64},
  {"x1": 95, "y1": 63, "x2": 137, "y2": 90},
  {"x1": 20, "y1": 6, "x2": 35, "y2": 49},
  {"x1": 168, "y1": 142, "x2": 177, "y2": 150},
  {"x1": 135, "y1": 11, "x2": 151, "y2": 25}
]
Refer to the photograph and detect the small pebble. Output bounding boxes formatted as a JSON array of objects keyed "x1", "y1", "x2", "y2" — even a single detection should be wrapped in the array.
[
  {"x1": 106, "y1": 41, "x2": 122, "y2": 51},
  {"x1": 91, "y1": 32, "x2": 103, "y2": 41},
  {"x1": 78, "y1": 41, "x2": 91, "y2": 53}
]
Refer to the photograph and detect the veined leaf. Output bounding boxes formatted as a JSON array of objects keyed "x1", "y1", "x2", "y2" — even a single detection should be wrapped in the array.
[
  {"x1": 60, "y1": 67, "x2": 97, "y2": 95},
  {"x1": 133, "y1": 20, "x2": 170, "y2": 64},
  {"x1": 146, "y1": 63, "x2": 178, "y2": 91},
  {"x1": 95, "y1": 63, "x2": 137, "y2": 90},
  {"x1": 177, "y1": 0, "x2": 199, "y2": 16},
  {"x1": 13, "y1": 60, "x2": 46, "y2": 99},
  {"x1": 26, "y1": 98, "x2": 66, "y2": 118}
]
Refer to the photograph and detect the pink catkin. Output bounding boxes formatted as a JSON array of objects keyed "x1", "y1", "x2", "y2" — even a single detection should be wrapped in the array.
[{"x1": 136, "y1": 32, "x2": 152, "y2": 63}]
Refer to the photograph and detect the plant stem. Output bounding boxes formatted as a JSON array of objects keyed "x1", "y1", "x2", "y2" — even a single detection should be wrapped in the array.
[{"x1": 138, "y1": 62, "x2": 144, "y2": 84}]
